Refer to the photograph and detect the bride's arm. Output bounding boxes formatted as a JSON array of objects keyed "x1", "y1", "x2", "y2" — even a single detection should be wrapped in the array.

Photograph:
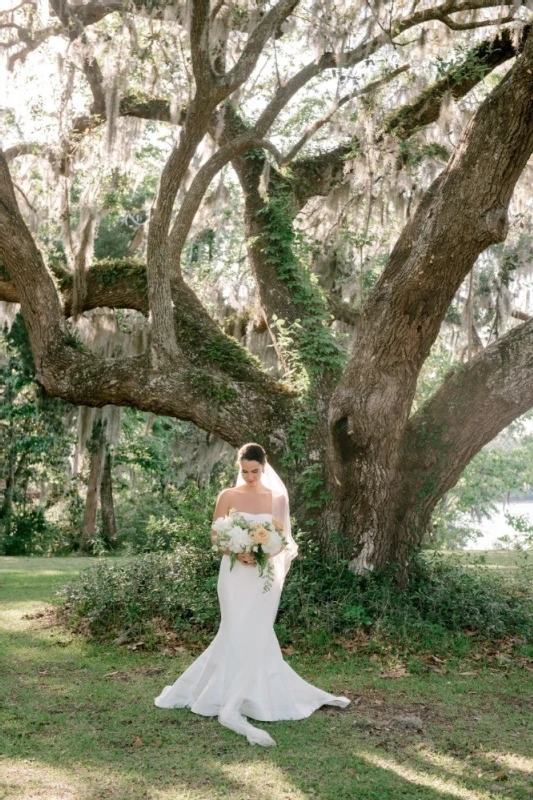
[
  {"x1": 265, "y1": 496, "x2": 288, "y2": 558},
  {"x1": 211, "y1": 490, "x2": 232, "y2": 556}
]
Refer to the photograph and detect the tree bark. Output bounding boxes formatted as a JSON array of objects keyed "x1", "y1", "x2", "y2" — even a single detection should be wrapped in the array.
[
  {"x1": 80, "y1": 412, "x2": 106, "y2": 552},
  {"x1": 0, "y1": 450, "x2": 16, "y2": 539},
  {"x1": 100, "y1": 446, "x2": 117, "y2": 547}
]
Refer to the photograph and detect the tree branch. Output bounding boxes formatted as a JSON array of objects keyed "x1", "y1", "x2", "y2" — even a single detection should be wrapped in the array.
[
  {"x1": 168, "y1": 66, "x2": 407, "y2": 269},
  {"x1": 398, "y1": 316, "x2": 533, "y2": 542},
  {"x1": 440, "y1": 12, "x2": 514, "y2": 30},
  {"x1": 190, "y1": 0, "x2": 216, "y2": 90},
  {"x1": 511, "y1": 308, "x2": 532, "y2": 322},
  {"x1": 221, "y1": 0, "x2": 299, "y2": 91},
  {"x1": 74, "y1": 0, "x2": 186, "y2": 27},
  {"x1": 145, "y1": 0, "x2": 303, "y2": 355},
  {"x1": 0, "y1": 257, "x2": 282, "y2": 392},
  {"x1": 0, "y1": 149, "x2": 67, "y2": 360},
  {"x1": 275, "y1": 16, "x2": 524, "y2": 206},
  {"x1": 384, "y1": 26, "x2": 524, "y2": 140},
  {"x1": 82, "y1": 45, "x2": 106, "y2": 118},
  {"x1": 281, "y1": 65, "x2": 410, "y2": 166},
  {"x1": 325, "y1": 26, "x2": 533, "y2": 560},
  {"x1": 255, "y1": 0, "x2": 522, "y2": 118},
  {"x1": 5, "y1": 1, "x2": 524, "y2": 370},
  {"x1": 0, "y1": 1, "x2": 35, "y2": 13},
  {"x1": 4, "y1": 143, "x2": 55, "y2": 162},
  {"x1": 335, "y1": 24, "x2": 533, "y2": 413},
  {"x1": 1, "y1": 23, "x2": 62, "y2": 69},
  {"x1": 39, "y1": 346, "x2": 296, "y2": 461},
  {"x1": 167, "y1": 129, "x2": 268, "y2": 263},
  {"x1": 0, "y1": 149, "x2": 297, "y2": 456}
]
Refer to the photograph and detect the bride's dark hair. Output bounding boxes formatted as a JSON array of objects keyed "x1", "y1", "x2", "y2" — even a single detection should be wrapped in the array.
[{"x1": 236, "y1": 442, "x2": 267, "y2": 465}]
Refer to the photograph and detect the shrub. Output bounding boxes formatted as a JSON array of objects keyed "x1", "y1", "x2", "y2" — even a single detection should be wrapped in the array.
[
  {"x1": 58, "y1": 543, "x2": 221, "y2": 643},
  {"x1": 1, "y1": 508, "x2": 73, "y2": 556},
  {"x1": 279, "y1": 534, "x2": 533, "y2": 648},
  {"x1": 57, "y1": 525, "x2": 533, "y2": 652},
  {"x1": 113, "y1": 480, "x2": 219, "y2": 553}
]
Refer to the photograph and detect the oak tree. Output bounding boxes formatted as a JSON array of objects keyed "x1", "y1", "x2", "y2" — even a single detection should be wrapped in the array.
[{"x1": 1, "y1": 0, "x2": 533, "y2": 580}]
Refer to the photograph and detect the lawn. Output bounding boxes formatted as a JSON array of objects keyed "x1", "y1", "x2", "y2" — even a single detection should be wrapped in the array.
[
  {"x1": 0, "y1": 555, "x2": 532, "y2": 800},
  {"x1": 444, "y1": 550, "x2": 532, "y2": 571}
]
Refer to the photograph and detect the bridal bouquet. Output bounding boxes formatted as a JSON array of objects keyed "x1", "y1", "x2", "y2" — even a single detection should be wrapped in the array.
[{"x1": 211, "y1": 509, "x2": 287, "y2": 592}]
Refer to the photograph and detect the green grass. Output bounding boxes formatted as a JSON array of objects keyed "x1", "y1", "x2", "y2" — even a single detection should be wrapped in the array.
[
  {"x1": 1, "y1": 556, "x2": 532, "y2": 800},
  {"x1": 442, "y1": 549, "x2": 532, "y2": 570}
]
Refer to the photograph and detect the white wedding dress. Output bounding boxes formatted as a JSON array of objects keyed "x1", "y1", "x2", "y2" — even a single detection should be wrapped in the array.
[{"x1": 154, "y1": 511, "x2": 350, "y2": 746}]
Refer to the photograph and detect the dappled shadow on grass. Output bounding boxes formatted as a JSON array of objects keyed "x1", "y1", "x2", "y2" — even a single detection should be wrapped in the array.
[
  {"x1": 0, "y1": 751, "x2": 480, "y2": 800},
  {"x1": 1, "y1": 731, "x2": 502, "y2": 800},
  {"x1": 2, "y1": 557, "x2": 532, "y2": 800},
  {"x1": 482, "y1": 751, "x2": 533, "y2": 774},
  {"x1": 356, "y1": 750, "x2": 492, "y2": 799},
  {"x1": 0, "y1": 556, "x2": 96, "y2": 576},
  {"x1": 3, "y1": 708, "x2": 530, "y2": 800},
  {"x1": 0, "y1": 556, "x2": 128, "y2": 571},
  {"x1": 409, "y1": 747, "x2": 533, "y2": 798},
  {"x1": 1, "y1": 625, "x2": 532, "y2": 799}
]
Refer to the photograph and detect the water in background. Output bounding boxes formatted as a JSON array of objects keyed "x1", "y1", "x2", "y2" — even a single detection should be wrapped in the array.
[{"x1": 463, "y1": 500, "x2": 533, "y2": 549}]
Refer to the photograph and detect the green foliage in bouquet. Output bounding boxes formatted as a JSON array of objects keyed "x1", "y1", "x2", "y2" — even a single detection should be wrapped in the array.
[{"x1": 213, "y1": 510, "x2": 286, "y2": 593}]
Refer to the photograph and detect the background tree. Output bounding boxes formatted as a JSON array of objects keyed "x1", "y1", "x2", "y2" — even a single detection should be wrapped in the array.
[
  {"x1": 0, "y1": 313, "x2": 75, "y2": 553},
  {"x1": 1, "y1": 1, "x2": 533, "y2": 579}
]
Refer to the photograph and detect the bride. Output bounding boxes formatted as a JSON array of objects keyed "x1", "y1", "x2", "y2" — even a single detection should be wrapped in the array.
[{"x1": 154, "y1": 442, "x2": 350, "y2": 746}]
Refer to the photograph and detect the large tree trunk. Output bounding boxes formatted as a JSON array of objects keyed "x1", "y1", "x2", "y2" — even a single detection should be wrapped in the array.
[
  {"x1": 324, "y1": 28, "x2": 533, "y2": 579},
  {"x1": 100, "y1": 447, "x2": 117, "y2": 548},
  {"x1": 80, "y1": 412, "x2": 106, "y2": 552},
  {"x1": 1, "y1": 450, "x2": 16, "y2": 539},
  {"x1": 1, "y1": 448, "x2": 29, "y2": 540}
]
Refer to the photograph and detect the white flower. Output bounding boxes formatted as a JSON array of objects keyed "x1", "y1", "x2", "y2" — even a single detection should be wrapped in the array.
[
  {"x1": 228, "y1": 526, "x2": 251, "y2": 551},
  {"x1": 262, "y1": 530, "x2": 283, "y2": 555},
  {"x1": 212, "y1": 517, "x2": 229, "y2": 533}
]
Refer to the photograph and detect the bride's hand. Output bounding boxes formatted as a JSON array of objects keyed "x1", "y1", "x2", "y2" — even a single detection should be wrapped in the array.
[{"x1": 237, "y1": 552, "x2": 256, "y2": 566}]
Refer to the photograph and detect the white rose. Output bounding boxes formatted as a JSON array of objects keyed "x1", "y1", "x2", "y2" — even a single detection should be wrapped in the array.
[{"x1": 212, "y1": 517, "x2": 229, "y2": 533}]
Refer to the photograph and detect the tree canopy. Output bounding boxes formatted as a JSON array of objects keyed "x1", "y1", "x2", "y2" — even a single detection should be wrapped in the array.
[{"x1": 1, "y1": 0, "x2": 533, "y2": 576}]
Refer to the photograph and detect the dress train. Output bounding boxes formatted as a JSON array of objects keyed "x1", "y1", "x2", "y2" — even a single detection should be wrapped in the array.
[{"x1": 154, "y1": 512, "x2": 350, "y2": 745}]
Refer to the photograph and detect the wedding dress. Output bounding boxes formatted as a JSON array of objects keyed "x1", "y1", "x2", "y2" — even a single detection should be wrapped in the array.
[{"x1": 154, "y1": 504, "x2": 350, "y2": 745}]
